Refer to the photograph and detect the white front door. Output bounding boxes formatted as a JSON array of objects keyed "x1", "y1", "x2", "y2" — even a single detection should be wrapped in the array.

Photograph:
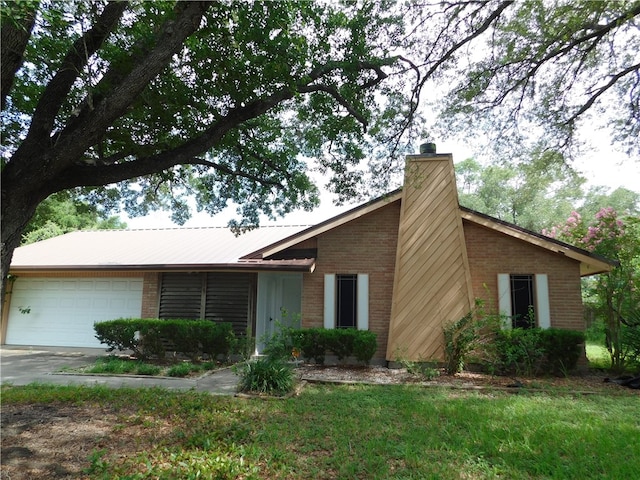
[{"x1": 256, "y1": 273, "x2": 302, "y2": 353}]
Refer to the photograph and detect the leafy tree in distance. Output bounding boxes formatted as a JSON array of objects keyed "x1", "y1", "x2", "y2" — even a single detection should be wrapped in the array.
[
  {"x1": 22, "y1": 192, "x2": 127, "y2": 245},
  {"x1": 454, "y1": 152, "x2": 586, "y2": 231}
]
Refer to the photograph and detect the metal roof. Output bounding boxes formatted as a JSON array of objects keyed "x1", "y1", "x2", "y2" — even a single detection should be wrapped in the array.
[{"x1": 10, "y1": 226, "x2": 311, "y2": 271}]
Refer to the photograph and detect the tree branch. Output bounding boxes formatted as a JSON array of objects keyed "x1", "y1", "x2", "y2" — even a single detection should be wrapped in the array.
[
  {"x1": 16, "y1": 2, "x2": 128, "y2": 153},
  {"x1": 50, "y1": 1, "x2": 211, "y2": 167},
  {"x1": 51, "y1": 88, "x2": 298, "y2": 190},
  {"x1": 1, "y1": 1, "x2": 39, "y2": 110},
  {"x1": 298, "y1": 83, "x2": 369, "y2": 128},
  {"x1": 565, "y1": 61, "x2": 640, "y2": 126}
]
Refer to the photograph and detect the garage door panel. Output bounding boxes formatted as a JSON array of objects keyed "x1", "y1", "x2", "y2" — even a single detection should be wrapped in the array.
[{"x1": 6, "y1": 277, "x2": 143, "y2": 348}]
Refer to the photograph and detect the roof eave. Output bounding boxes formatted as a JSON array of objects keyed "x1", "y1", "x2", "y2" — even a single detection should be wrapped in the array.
[
  {"x1": 245, "y1": 190, "x2": 403, "y2": 259},
  {"x1": 460, "y1": 208, "x2": 616, "y2": 277},
  {"x1": 9, "y1": 259, "x2": 316, "y2": 274}
]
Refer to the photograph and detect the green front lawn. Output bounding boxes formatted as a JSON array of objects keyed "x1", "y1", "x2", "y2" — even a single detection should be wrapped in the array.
[{"x1": 3, "y1": 383, "x2": 638, "y2": 479}]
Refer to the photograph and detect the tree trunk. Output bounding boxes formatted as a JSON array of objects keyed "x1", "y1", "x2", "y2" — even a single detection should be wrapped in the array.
[{"x1": 1, "y1": 180, "x2": 50, "y2": 313}]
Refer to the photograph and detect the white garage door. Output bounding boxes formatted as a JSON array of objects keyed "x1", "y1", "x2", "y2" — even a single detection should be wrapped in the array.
[{"x1": 6, "y1": 277, "x2": 143, "y2": 348}]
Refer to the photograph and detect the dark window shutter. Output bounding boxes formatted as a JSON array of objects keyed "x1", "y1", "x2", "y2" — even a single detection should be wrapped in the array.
[
  {"x1": 204, "y1": 273, "x2": 253, "y2": 336},
  {"x1": 159, "y1": 273, "x2": 203, "y2": 319}
]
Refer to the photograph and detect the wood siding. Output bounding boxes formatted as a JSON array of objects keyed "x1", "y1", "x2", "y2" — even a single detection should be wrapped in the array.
[{"x1": 386, "y1": 155, "x2": 474, "y2": 361}]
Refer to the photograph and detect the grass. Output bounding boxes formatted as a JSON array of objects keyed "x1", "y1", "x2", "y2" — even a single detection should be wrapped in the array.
[
  {"x1": 3, "y1": 382, "x2": 638, "y2": 479},
  {"x1": 586, "y1": 340, "x2": 611, "y2": 370},
  {"x1": 77, "y1": 356, "x2": 221, "y2": 377}
]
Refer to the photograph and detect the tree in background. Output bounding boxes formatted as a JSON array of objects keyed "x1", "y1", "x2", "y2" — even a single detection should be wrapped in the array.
[
  {"x1": 544, "y1": 209, "x2": 640, "y2": 371},
  {"x1": 22, "y1": 192, "x2": 126, "y2": 245},
  {"x1": 455, "y1": 151, "x2": 585, "y2": 231}
]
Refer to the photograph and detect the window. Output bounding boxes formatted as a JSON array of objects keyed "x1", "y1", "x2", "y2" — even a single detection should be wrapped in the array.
[
  {"x1": 324, "y1": 274, "x2": 369, "y2": 330},
  {"x1": 498, "y1": 273, "x2": 550, "y2": 330},
  {"x1": 510, "y1": 275, "x2": 535, "y2": 329},
  {"x1": 336, "y1": 274, "x2": 357, "y2": 328}
]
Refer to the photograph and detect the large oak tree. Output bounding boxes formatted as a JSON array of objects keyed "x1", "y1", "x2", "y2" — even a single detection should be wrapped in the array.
[{"x1": 3, "y1": 0, "x2": 639, "y2": 306}]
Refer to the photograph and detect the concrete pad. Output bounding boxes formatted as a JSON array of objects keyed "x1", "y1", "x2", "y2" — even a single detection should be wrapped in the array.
[{"x1": 0, "y1": 345, "x2": 240, "y2": 395}]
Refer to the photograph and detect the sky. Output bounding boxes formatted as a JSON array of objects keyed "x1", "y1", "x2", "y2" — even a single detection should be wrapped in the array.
[{"x1": 124, "y1": 138, "x2": 639, "y2": 230}]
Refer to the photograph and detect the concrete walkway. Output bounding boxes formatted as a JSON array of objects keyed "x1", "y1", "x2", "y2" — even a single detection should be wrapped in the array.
[{"x1": 0, "y1": 346, "x2": 240, "y2": 395}]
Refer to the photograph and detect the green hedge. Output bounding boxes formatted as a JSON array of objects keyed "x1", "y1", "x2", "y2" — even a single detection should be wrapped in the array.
[
  {"x1": 492, "y1": 328, "x2": 585, "y2": 376},
  {"x1": 266, "y1": 327, "x2": 378, "y2": 365},
  {"x1": 94, "y1": 318, "x2": 236, "y2": 361}
]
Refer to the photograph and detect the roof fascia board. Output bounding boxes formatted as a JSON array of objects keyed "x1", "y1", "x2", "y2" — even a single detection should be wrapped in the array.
[
  {"x1": 460, "y1": 209, "x2": 615, "y2": 275},
  {"x1": 258, "y1": 191, "x2": 403, "y2": 259},
  {"x1": 9, "y1": 260, "x2": 315, "y2": 274}
]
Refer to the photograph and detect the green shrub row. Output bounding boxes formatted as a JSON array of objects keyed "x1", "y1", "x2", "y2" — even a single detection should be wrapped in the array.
[
  {"x1": 94, "y1": 318, "x2": 236, "y2": 361},
  {"x1": 265, "y1": 326, "x2": 378, "y2": 365},
  {"x1": 492, "y1": 328, "x2": 585, "y2": 376}
]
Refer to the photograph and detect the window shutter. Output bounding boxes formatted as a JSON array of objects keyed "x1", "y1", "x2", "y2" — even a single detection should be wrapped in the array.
[
  {"x1": 535, "y1": 274, "x2": 551, "y2": 329},
  {"x1": 357, "y1": 274, "x2": 369, "y2": 330},
  {"x1": 497, "y1": 274, "x2": 512, "y2": 329},
  {"x1": 324, "y1": 274, "x2": 335, "y2": 329}
]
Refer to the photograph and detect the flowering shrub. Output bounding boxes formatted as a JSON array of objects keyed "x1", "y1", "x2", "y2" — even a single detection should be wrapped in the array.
[{"x1": 543, "y1": 208, "x2": 639, "y2": 371}]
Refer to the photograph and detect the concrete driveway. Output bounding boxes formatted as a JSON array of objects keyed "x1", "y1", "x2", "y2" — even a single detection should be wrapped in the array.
[{"x1": 0, "y1": 346, "x2": 240, "y2": 395}]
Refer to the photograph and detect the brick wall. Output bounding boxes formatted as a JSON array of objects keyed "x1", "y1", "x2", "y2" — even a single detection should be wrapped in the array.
[
  {"x1": 301, "y1": 201, "x2": 401, "y2": 360},
  {"x1": 141, "y1": 272, "x2": 160, "y2": 318},
  {"x1": 463, "y1": 220, "x2": 585, "y2": 331}
]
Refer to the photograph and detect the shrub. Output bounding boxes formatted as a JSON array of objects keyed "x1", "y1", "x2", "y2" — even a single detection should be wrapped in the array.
[
  {"x1": 327, "y1": 328, "x2": 356, "y2": 362},
  {"x1": 394, "y1": 349, "x2": 441, "y2": 380},
  {"x1": 540, "y1": 328, "x2": 585, "y2": 375},
  {"x1": 167, "y1": 362, "x2": 196, "y2": 377},
  {"x1": 199, "y1": 322, "x2": 237, "y2": 360},
  {"x1": 493, "y1": 328, "x2": 546, "y2": 376},
  {"x1": 94, "y1": 318, "x2": 236, "y2": 361},
  {"x1": 236, "y1": 358, "x2": 294, "y2": 396},
  {"x1": 94, "y1": 319, "x2": 139, "y2": 355},
  {"x1": 352, "y1": 330, "x2": 378, "y2": 364},
  {"x1": 443, "y1": 300, "x2": 501, "y2": 374},
  {"x1": 261, "y1": 326, "x2": 378, "y2": 365},
  {"x1": 297, "y1": 329, "x2": 329, "y2": 364},
  {"x1": 262, "y1": 322, "x2": 299, "y2": 361},
  {"x1": 622, "y1": 324, "x2": 640, "y2": 370},
  {"x1": 493, "y1": 328, "x2": 585, "y2": 376}
]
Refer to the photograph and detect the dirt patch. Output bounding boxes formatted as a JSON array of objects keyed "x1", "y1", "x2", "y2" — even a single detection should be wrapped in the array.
[{"x1": 296, "y1": 364, "x2": 639, "y2": 393}]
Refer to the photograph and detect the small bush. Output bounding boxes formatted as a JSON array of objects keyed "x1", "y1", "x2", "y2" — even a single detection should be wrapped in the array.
[
  {"x1": 135, "y1": 363, "x2": 162, "y2": 376},
  {"x1": 352, "y1": 330, "x2": 378, "y2": 364},
  {"x1": 297, "y1": 329, "x2": 328, "y2": 364},
  {"x1": 443, "y1": 301, "x2": 501, "y2": 374},
  {"x1": 540, "y1": 328, "x2": 585, "y2": 375},
  {"x1": 93, "y1": 319, "x2": 139, "y2": 355},
  {"x1": 293, "y1": 328, "x2": 378, "y2": 365},
  {"x1": 493, "y1": 328, "x2": 546, "y2": 376},
  {"x1": 167, "y1": 362, "x2": 197, "y2": 377},
  {"x1": 236, "y1": 358, "x2": 294, "y2": 396},
  {"x1": 493, "y1": 328, "x2": 585, "y2": 376},
  {"x1": 395, "y1": 351, "x2": 440, "y2": 380}
]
